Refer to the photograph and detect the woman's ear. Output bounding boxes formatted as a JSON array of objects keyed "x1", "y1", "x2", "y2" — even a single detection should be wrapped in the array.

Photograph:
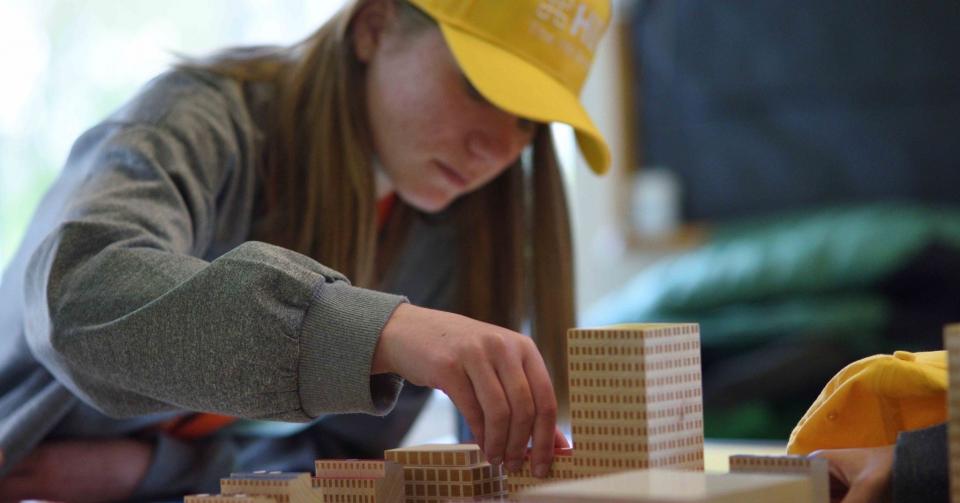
[{"x1": 352, "y1": 0, "x2": 396, "y2": 63}]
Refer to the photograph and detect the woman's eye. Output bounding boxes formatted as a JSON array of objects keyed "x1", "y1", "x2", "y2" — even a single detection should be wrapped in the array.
[
  {"x1": 462, "y1": 74, "x2": 489, "y2": 104},
  {"x1": 518, "y1": 118, "x2": 536, "y2": 134}
]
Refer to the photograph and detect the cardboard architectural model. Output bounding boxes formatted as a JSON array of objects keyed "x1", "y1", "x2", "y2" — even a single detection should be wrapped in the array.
[
  {"x1": 185, "y1": 495, "x2": 275, "y2": 503},
  {"x1": 504, "y1": 448, "x2": 577, "y2": 494},
  {"x1": 185, "y1": 461, "x2": 404, "y2": 503},
  {"x1": 189, "y1": 321, "x2": 890, "y2": 502},
  {"x1": 512, "y1": 323, "x2": 835, "y2": 502},
  {"x1": 313, "y1": 460, "x2": 404, "y2": 503},
  {"x1": 509, "y1": 324, "x2": 704, "y2": 494},
  {"x1": 729, "y1": 454, "x2": 829, "y2": 503},
  {"x1": 946, "y1": 323, "x2": 960, "y2": 503},
  {"x1": 184, "y1": 472, "x2": 322, "y2": 503},
  {"x1": 517, "y1": 468, "x2": 816, "y2": 503},
  {"x1": 383, "y1": 443, "x2": 507, "y2": 502},
  {"x1": 185, "y1": 324, "x2": 705, "y2": 502}
]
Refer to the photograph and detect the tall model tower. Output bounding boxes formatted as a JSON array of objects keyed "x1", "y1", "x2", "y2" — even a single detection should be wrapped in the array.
[
  {"x1": 509, "y1": 323, "x2": 704, "y2": 494},
  {"x1": 946, "y1": 323, "x2": 960, "y2": 503},
  {"x1": 568, "y1": 324, "x2": 704, "y2": 475}
]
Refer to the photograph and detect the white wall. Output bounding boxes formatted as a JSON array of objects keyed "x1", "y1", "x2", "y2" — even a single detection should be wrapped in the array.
[
  {"x1": 0, "y1": 0, "x2": 348, "y2": 268},
  {"x1": 569, "y1": 1, "x2": 658, "y2": 316}
]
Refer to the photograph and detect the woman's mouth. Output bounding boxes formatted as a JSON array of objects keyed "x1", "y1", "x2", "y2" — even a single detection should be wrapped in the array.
[{"x1": 434, "y1": 160, "x2": 469, "y2": 189}]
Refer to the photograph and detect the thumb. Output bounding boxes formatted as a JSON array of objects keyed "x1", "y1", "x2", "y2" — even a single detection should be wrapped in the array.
[{"x1": 841, "y1": 476, "x2": 886, "y2": 503}]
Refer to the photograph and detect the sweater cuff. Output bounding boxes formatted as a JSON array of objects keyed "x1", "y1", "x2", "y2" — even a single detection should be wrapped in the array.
[
  {"x1": 892, "y1": 423, "x2": 949, "y2": 503},
  {"x1": 298, "y1": 280, "x2": 407, "y2": 417}
]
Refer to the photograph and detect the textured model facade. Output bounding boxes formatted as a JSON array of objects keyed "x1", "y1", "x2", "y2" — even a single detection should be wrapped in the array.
[
  {"x1": 517, "y1": 469, "x2": 816, "y2": 503},
  {"x1": 508, "y1": 324, "x2": 704, "y2": 494},
  {"x1": 505, "y1": 448, "x2": 577, "y2": 494},
  {"x1": 569, "y1": 324, "x2": 704, "y2": 473},
  {"x1": 946, "y1": 323, "x2": 960, "y2": 503},
  {"x1": 383, "y1": 444, "x2": 507, "y2": 502},
  {"x1": 216, "y1": 472, "x2": 322, "y2": 503},
  {"x1": 312, "y1": 460, "x2": 404, "y2": 503},
  {"x1": 185, "y1": 495, "x2": 275, "y2": 503},
  {"x1": 186, "y1": 464, "x2": 407, "y2": 503},
  {"x1": 729, "y1": 454, "x2": 828, "y2": 503}
]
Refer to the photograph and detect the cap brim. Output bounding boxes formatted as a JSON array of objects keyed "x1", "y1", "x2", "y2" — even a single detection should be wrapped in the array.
[{"x1": 439, "y1": 23, "x2": 611, "y2": 175}]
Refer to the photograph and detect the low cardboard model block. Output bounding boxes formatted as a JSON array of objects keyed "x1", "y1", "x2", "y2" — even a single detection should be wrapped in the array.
[
  {"x1": 505, "y1": 448, "x2": 578, "y2": 494},
  {"x1": 384, "y1": 444, "x2": 506, "y2": 502},
  {"x1": 185, "y1": 495, "x2": 274, "y2": 503},
  {"x1": 729, "y1": 454, "x2": 828, "y2": 503},
  {"x1": 220, "y1": 472, "x2": 322, "y2": 503},
  {"x1": 313, "y1": 460, "x2": 404, "y2": 503},
  {"x1": 945, "y1": 323, "x2": 960, "y2": 503},
  {"x1": 517, "y1": 469, "x2": 814, "y2": 503}
]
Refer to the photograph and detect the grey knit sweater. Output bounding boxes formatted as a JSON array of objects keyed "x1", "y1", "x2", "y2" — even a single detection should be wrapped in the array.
[{"x1": 0, "y1": 68, "x2": 458, "y2": 498}]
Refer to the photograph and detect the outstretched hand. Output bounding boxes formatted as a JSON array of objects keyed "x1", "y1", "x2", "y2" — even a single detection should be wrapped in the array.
[
  {"x1": 374, "y1": 303, "x2": 559, "y2": 477},
  {"x1": 810, "y1": 445, "x2": 894, "y2": 503}
]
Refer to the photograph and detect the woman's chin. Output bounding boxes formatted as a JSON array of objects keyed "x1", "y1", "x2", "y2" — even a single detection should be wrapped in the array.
[{"x1": 397, "y1": 189, "x2": 456, "y2": 214}]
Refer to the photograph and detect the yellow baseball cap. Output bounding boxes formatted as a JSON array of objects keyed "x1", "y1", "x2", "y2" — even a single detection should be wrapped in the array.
[
  {"x1": 408, "y1": 0, "x2": 613, "y2": 175},
  {"x1": 787, "y1": 350, "x2": 948, "y2": 455}
]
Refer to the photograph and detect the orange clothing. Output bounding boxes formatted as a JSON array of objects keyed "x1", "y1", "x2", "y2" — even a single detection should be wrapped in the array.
[{"x1": 161, "y1": 413, "x2": 237, "y2": 440}]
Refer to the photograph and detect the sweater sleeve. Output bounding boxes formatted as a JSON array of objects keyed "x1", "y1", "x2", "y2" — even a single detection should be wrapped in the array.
[
  {"x1": 892, "y1": 423, "x2": 949, "y2": 503},
  {"x1": 131, "y1": 385, "x2": 433, "y2": 500},
  {"x1": 22, "y1": 74, "x2": 405, "y2": 422}
]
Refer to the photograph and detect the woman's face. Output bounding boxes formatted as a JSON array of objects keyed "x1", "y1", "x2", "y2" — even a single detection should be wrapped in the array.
[{"x1": 355, "y1": 2, "x2": 536, "y2": 213}]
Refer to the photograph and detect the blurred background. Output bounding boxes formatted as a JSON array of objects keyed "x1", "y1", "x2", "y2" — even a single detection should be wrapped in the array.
[
  {"x1": 582, "y1": 0, "x2": 960, "y2": 440},
  {"x1": 2, "y1": 0, "x2": 959, "y2": 443},
  {"x1": 0, "y1": 0, "x2": 345, "y2": 265}
]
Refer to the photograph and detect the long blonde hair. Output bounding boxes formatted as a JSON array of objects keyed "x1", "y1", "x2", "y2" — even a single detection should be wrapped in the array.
[{"x1": 184, "y1": 0, "x2": 576, "y2": 417}]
